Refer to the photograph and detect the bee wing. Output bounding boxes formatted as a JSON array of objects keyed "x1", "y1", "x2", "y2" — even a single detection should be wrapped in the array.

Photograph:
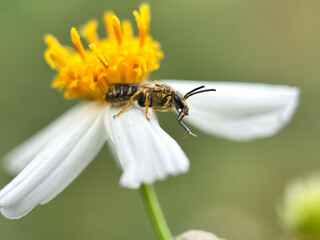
[
  {"x1": 162, "y1": 80, "x2": 299, "y2": 141},
  {"x1": 140, "y1": 83, "x2": 164, "y2": 92}
]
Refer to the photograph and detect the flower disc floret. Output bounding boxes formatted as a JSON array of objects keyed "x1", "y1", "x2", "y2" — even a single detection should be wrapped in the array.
[{"x1": 44, "y1": 4, "x2": 163, "y2": 100}]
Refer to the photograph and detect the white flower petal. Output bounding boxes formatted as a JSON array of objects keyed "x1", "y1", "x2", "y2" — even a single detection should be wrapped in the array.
[
  {"x1": 177, "y1": 230, "x2": 222, "y2": 240},
  {"x1": 162, "y1": 80, "x2": 299, "y2": 141},
  {"x1": 0, "y1": 102, "x2": 105, "y2": 219},
  {"x1": 104, "y1": 104, "x2": 189, "y2": 189},
  {"x1": 3, "y1": 102, "x2": 90, "y2": 174}
]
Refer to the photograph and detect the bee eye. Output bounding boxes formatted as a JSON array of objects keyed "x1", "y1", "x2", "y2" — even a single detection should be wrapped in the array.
[{"x1": 174, "y1": 93, "x2": 184, "y2": 110}]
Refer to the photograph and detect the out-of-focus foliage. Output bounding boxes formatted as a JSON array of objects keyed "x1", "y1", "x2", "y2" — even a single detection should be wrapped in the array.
[
  {"x1": 0, "y1": 0, "x2": 319, "y2": 239},
  {"x1": 280, "y1": 175, "x2": 320, "y2": 240}
]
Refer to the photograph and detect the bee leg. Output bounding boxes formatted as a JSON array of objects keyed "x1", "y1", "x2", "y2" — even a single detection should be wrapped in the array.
[
  {"x1": 152, "y1": 108, "x2": 158, "y2": 119},
  {"x1": 145, "y1": 105, "x2": 150, "y2": 121},
  {"x1": 164, "y1": 96, "x2": 172, "y2": 108},
  {"x1": 151, "y1": 98, "x2": 174, "y2": 119},
  {"x1": 177, "y1": 112, "x2": 197, "y2": 137},
  {"x1": 113, "y1": 91, "x2": 141, "y2": 119},
  {"x1": 144, "y1": 93, "x2": 151, "y2": 121},
  {"x1": 154, "y1": 105, "x2": 174, "y2": 119},
  {"x1": 156, "y1": 105, "x2": 174, "y2": 113}
]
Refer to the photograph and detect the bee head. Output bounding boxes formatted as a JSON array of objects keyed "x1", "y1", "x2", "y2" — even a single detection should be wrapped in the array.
[
  {"x1": 173, "y1": 92, "x2": 189, "y2": 116},
  {"x1": 173, "y1": 85, "x2": 216, "y2": 117},
  {"x1": 172, "y1": 86, "x2": 216, "y2": 137},
  {"x1": 173, "y1": 86, "x2": 216, "y2": 116}
]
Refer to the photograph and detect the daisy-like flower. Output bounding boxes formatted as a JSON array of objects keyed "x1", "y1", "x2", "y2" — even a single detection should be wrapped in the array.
[{"x1": 0, "y1": 4, "x2": 299, "y2": 219}]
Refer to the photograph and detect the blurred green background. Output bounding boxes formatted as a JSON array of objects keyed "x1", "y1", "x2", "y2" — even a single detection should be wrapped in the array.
[{"x1": 0, "y1": 0, "x2": 319, "y2": 239}]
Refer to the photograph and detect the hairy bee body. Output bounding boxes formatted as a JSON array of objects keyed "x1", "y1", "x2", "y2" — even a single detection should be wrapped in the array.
[
  {"x1": 105, "y1": 84, "x2": 140, "y2": 104},
  {"x1": 105, "y1": 82, "x2": 175, "y2": 110},
  {"x1": 105, "y1": 82, "x2": 216, "y2": 136}
]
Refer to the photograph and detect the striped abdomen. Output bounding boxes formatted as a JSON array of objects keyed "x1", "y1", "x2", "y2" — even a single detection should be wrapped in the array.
[{"x1": 105, "y1": 84, "x2": 139, "y2": 103}]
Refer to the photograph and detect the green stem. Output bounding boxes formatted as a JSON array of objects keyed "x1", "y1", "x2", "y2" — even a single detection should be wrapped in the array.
[{"x1": 140, "y1": 184, "x2": 173, "y2": 240}]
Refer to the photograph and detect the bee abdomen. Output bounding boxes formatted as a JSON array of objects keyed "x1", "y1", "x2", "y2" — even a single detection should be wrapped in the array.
[{"x1": 105, "y1": 84, "x2": 139, "y2": 103}]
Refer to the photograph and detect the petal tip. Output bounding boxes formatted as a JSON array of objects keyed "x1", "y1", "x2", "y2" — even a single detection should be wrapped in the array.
[
  {"x1": 279, "y1": 86, "x2": 300, "y2": 124},
  {"x1": 105, "y1": 105, "x2": 190, "y2": 189}
]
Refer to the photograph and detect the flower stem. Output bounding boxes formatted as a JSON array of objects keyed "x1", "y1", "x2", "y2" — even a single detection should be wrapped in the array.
[{"x1": 140, "y1": 184, "x2": 173, "y2": 240}]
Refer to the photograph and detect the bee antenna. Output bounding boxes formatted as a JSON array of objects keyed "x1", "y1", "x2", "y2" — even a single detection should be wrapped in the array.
[
  {"x1": 184, "y1": 85, "x2": 205, "y2": 99},
  {"x1": 185, "y1": 89, "x2": 216, "y2": 99}
]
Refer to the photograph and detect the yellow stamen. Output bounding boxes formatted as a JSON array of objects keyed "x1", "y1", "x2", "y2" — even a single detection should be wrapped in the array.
[
  {"x1": 81, "y1": 20, "x2": 100, "y2": 44},
  {"x1": 133, "y1": 11, "x2": 146, "y2": 47},
  {"x1": 44, "y1": 35, "x2": 69, "y2": 68},
  {"x1": 45, "y1": 34, "x2": 61, "y2": 48},
  {"x1": 44, "y1": 49, "x2": 56, "y2": 69},
  {"x1": 103, "y1": 11, "x2": 115, "y2": 39},
  {"x1": 140, "y1": 4, "x2": 150, "y2": 33},
  {"x1": 89, "y1": 43, "x2": 108, "y2": 68},
  {"x1": 111, "y1": 15, "x2": 123, "y2": 45},
  {"x1": 71, "y1": 27, "x2": 86, "y2": 60},
  {"x1": 45, "y1": 4, "x2": 163, "y2": 101},
  {"x1": 122, "y1": 20, "x2": 133, "y2": 38}
]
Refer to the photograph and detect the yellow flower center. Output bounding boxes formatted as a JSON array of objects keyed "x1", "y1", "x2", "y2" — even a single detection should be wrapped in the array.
[{"x1": 44, "y1": 4, "x2": 163, "y2": 100}]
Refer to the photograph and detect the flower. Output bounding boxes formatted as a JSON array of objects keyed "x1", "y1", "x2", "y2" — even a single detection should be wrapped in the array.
[
  {"x1": 177, "y1": 230, "x2": 225, "y2": 240},
  {"x1": 45, "y1": 4, "x2": 162, "y2": 100},
  {"x1": 280, "y1": 175, "x2": 320, "y2": 240},
  {"x1": 0, "y1": 4, "x2": 299, "y2": 219}
]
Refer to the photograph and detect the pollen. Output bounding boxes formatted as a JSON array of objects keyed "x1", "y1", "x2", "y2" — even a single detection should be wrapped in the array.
[{"x1": 44, "y1": 4, "x2": 163, "y2": 100}]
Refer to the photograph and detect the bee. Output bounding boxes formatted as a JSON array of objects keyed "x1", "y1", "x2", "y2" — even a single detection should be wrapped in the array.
[{"x1": 105, "y1": 82, "x2": 216, "y2": 137}]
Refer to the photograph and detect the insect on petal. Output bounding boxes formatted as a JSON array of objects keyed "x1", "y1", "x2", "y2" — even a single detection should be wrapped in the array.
[
  {"x1": 104, "y1": 104, "x2": 189, "y2": 189},
  {"x1": 163, "y1": 80, "x2": 299, "y2": 141}
]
